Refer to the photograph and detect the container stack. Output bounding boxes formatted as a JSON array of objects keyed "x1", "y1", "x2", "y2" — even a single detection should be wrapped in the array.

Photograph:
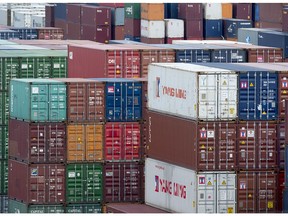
[
  {"x1": 66, "y1": 4, "x2": 82, "y2": 40},
  {"x1": 203, "y1": 3, "x2": 222, "y2": 40},
  {"x1": 124, "y1": 3, "x2": 141, "y2": 42},
  {"x1": 140, "y1": 3, "x2": 165, "y2": 44}
]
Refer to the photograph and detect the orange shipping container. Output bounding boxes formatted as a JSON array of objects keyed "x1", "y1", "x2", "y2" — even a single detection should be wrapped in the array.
[
  {"x1": 141, "y1": 3, "x2": 164, "y2": 20},
  {"x1": 67, "y1": 124, "x2": 104, "y2": 162},
  {"x1": 222, "y1": 3, "x2": 233, "y2": 18}
]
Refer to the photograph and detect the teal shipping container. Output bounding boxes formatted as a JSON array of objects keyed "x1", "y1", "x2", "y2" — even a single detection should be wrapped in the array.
[
  {"x1": 10, "y1": 78, "x2": 66, "y2": 122},
  {"x1": 66, "y1": 204, "x2": 102, "y2": 213},
  {"x1": 0, "y1": 159, "x2": 7, "y2": 195},
  {"x1": 8, "y1": 200, "x2": 65, "y2": 213}
]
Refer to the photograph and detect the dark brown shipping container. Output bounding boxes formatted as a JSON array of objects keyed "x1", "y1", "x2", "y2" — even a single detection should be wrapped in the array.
[
  {"x1": 237, "y1": 121, "x2": 278, "y2": 170},
  {"x1": 45, "y1": 5, "x2": 55, "y2": 27},
  {"x1": 81, "y1": 5, "x2": 111, "y2": 26},
  {"x1": 185, "y1": 20, "x2": 203, "y2": 40},
  {"x1": 37, "y1": 27, "x2": 64, "y2": 40},
  {"x1": 237, "y1": 171, "x2": 277, "y2": 213},
  {"x1": 278, "y1": 73, "x2": 288, "y2": 119},
  {"x1": 278, "y1": 171, "x2": 285, "y2": 212},
  {"x1": 104, "y1": 203, "x2": 169, "y2": 213},
  {"x1": 112, "y1": 25, "x2": 125, "y2": 40},
  {"x1": 233, "y1": 3, "x2": 252, "y2": 20},
  {"x1": 254, "y1": 21, "x2": 283, "y2": 31},
  {"x1": 66, "y1": 4, "x2": 82, "y2": 23},
  {"x1": 103, "y1": 162, "x2": 144, "y2": 203},
  {"x1": 67, "y1": 22, "x2": 81, "y2": 40},
  {"x1": 55, "y1": 19, "x2": 67, "y2": 39},
  {"x1": 259, "y1": 3, "x2": 283, "y2": 23},
  {"x1": 124, "y1": 18, "x2": 141, "y2": 37},
  {"x1": 54, "y1": 78, "x2": 105, "y2": 122},
  {"x1": 8, "y1": 159, "x2": 65, "y2": 204},
  {"x1": 178, "y1": 3, "x2": 203, "y2": 20},
  {"x1": 9, "y1": 119, "x2": 66, "y2": 163},
  {"x1": 140, "y1": 37, "x2": 165, "y2": 44},
  {"x1": 68, "y1": 44, "x2": 140, "y2": 78},
  {"x1": 80, "y1": 24, "x2": 110, "y2": 43},
  {"x1": 277, "y1": 122, "x2": 285, "y2": 169},
  {"x1": 248, "y1": 49, "x2": 283, "y2": 63},
  {"x1": 283, "y1": 7, "x2": 288, "y2": 32}
]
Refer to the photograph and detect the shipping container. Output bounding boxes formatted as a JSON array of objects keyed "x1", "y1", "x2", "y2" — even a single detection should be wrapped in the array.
[
  {"x1": 178, "y1": 3, "x2": 203, "y2": 20},
  {"x1": 45, "y1": 5, "x2": 54, "y2": 27},
  {"x1": 109, "y1": 7, "x2": 125, "y2": 26},
  {"x1": 66, "y1": 203, "x2": 102, "y2": 213},
  {"x1": 104, "y1": 162, "x2": 143, "y2": 202},
  {"x1": 67, "y1": 22, "x2": 81, "y2": 40},
  {"x1": 124, "y1": 3, "x2": 141, "y2": 19},
  {"x1": 166, "y1": 37, "x2": 184, "y2": 45},
  {"x1": 254, "y1": 21, "x2": 283, "y2": 30},
  {"x1": 32, "y1": 14, "x2": 45, "y2": 27},
  {"x1": 54, "y1": 19, "x2": 67, "y2": 39},
  {"x1": 197, "y1": 172, "x2": 236, "y2": 213},
  {"x1": 105, "y1": 203, "x2": 169, "y2": 213},
  {"x1": 10, "y1": 27, "x2": 38, "y2": 39},
  {"x1": 81, "y1": 5, "x2": 111, "y2": 26},
  {"x1": 278, "y1": 122, "x2": 285, "y2": 169},
  {"x1": 112, "y1": 25, "x2": 124, "y2": 40},
  {"x1": 211, "y1": 47, "x2": 247, "y2": 63},
  {"x1": 0, "y1": 126, "x2": 7, "y2": 160},
  {"x1": 238, "y1": 28, "x2": 280, "y2": 45},
  {"x1": 203, "y1": 3, "x2": 222, "y2": 20},
  {"x1": 37, "y1": 27, "x2": 64, "y2": 40},
  {"x1": 203, "y1": 19, "x2": 223, "y2": 39},
  {"x1": 8, "y1": 160, "x2": 65, "y2": 204},
  {"x1": 80, "y1": 25, "x2": 110, "y2": 43},
  {"x1": 124, "y1": 18, "x2": 140, "y2": 37},
  {"x1": 0, "y1": 159, "x2": 7, "y2": 194},
  {"x1": 0, "y1": 195, "x2": 7, "y2": 213},
  {"x1": 278, "y1": 73, "x2": 288, "y2": 119},
  {"x1": 148, "y1": 63, "x2": 238, "y2": 121},
  {"x1": 278, "y1": 171, "x2": 284, "y2": 212},
  {"x1": 54, "y1": 3, "x2": 67, "y2": 20},
  {"x1": 66, "y1": 163, "x2": 103, "y2": 203},
  {"x1": 9, "y1": 119, "x2": 66, "y2": 163},
  {"x1": 141, "y1": 20, "x2": 165, "y2": 39},
  {"x1": 283, "y1": 7, "x2": 288, "y2": 32},
  {"x1": 145, "y1": 158, "x2": 197, "y2": 213},
  {"x1": 164, "y1": 3, "x2": 178, "y2": 19},
  {"x1": 185, "y1": 20, "x2": 203, "y2": 40},
  {"x1": 237, "y1": 171, "x2": 277, "y2": 213},
  {"x1": 233, "y1": 3, "x2": 252, "y2": 20},
  {"x1": 164, "y1": 19, "x2": 184, "y2": 38},
  {"x1": 68, "y1": 44, "x2": 141, "y2": 78},
  {"x1": 0, "y1": 30, "x2": 19, "y2": 40},
  {"x1": 259, "y1": 3, "x2": 283, "y2": 23},
  {"x1": 0, "y1": 92, "x2": 8, "y2": 125},
  {"x1": 223, "y1": 19, "x2": 253, "y2": 39},
  {"x1": 10, "y1": 78, "x2": 66, "y2": 122},
  {"x1": 98, "y1": 3, "x2": 124, "y2": 8},
  {"x1": 8, "y1": 200, "x2": 65, "y2": 213},
  {"x1": 221, "y1": 3, "x2": 232, "y2": 19},
  {"x1": 283, "y1": 189, "x2": 288, "y2": 213},
  {"x1": 141, "y1": 3, "x2": 164, "y2": 21},
  {"x1": 66, "y1": 4, "x2": 82, "y2": 23},
  {"x1": 140, "y1": 37, "x2": 164, "y2": 44}
]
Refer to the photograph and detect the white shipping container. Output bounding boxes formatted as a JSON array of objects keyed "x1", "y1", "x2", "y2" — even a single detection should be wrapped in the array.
[
  {"x1": 0, "y1": 9, "x2": 7, "y2": 25},
  {"x1": 148, "y1": 63, "x2": 238, "y2": 121},
  {"x1": 203, "y1": 3, "x2": 222, "y2": 20},
  {"x1": 32, "y1": 14, "x2": 45, "y2": 27},
  {"x1": 145, "y1": 158, "x2": 197, "y2": 213},
  {"x1": 172, "y1": 40, "x2": 250, "y2": 45},
  {"x1": 141, "y1": 19, "x2": 165, "y2": 38},
  {"x1": 164, "y1": 19, "x2": 184, "y2": 38},
  {"x1": 13, "y1": 11, "x2": 44, "y2": 27},
  {"x1": 197, "y1": 171, "x2": 236, "y2": 213}
]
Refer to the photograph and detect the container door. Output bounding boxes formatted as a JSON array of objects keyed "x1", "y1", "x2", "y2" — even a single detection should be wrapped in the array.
[
  {"x1": 122, "y1": 50, "x2": 140, "y2": 78},
  {"x1": 2, "y1": 57, "x2": 19, "y2": 91},
  {"x1": 86, "y1": 124, "x2": 104, "y2": 161},
  {"x1": 122, "y1": 123, "x2": 141, "y2": 161},
  {"x1": 0, "y1": 92, "x2": 9, "y2": 125},
  {"x1": 106, "y1": 82, "x2": 122, "y2": 121},
  {"x1": 0, "y1": 126, "x2": 8, "y2": 160},
  {"x1": 0, "y1": 160, "x2": 8, "y2": 195},
  {"x1": 278, "y1": 74, "x2": 288, "y2": 119},
  {"x1": 107, "y1": 51, "x2": 123, "y2": 78},
  {"x1": 46, "y1": 165, "x2": 65, "y2": 203},
  {"x1": 105, "y1": 123, "x2": 122, "y2": 161},
  {"x1": 217, "y1": 173, "x2": 236, "y2": 213},
  {"x1": 35, "y1": 57, "x2": 51, "y2": 78},
  {"x1": 123, "y1": 81, "x2": 142, "y2": 121},
  {"x1": 67, "y1": 125, "x2": 85, "y2": 162},
  {"x1": 104, "y1": 163, "x2": 121, "y2": 202},
  {"x1": 86, "y1": 82, "x2": 105, "y2": 122},
  {"x1": 85, "y1": 163, "x2": 103, "y2": 202},
  {"x1": 278, "y1": 122, "x2": 285, "y2": 169},
  {"x1": 51, "y1": 56, "x2": 67, "y2": 78},
  {"x1": 30, "y1": 124, "x2": 47, "y2": 162},
  {"x1": 19, "y1": 57, "x2": 36, "y2": 78},
  {"x1": 66, "y1": 164, "x2": 86, "y2": 202},
  {"x1": 30, "y1": 84, "x2": 49, "y2": 121},
  {"x1": 47, "y1": 123, "x2": 66, "y2": 163},
  {"x1": 49, "y1": 83, "x2": 66, "y2": 121}
]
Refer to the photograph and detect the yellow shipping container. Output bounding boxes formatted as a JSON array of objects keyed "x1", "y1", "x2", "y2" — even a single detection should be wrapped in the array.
[
  {"x1": 141, "y1": 3, "x2": 164, "y2": 20},
  {"x1": 222, "y1": 3, "x2": 233, "y2": 19}
]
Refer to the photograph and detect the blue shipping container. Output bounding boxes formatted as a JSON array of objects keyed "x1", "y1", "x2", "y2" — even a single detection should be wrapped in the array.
[
  {"x1": 203, "y1": 19, "x2": 223, "y2": 39},
  {"x1": 238, "y1": 71, "x2": 278, "y2": 120},
  {"x1": 124, "y1": 35, "x2": 141, "y2": 42},
  {"x1": 0, "y1": 195, "x2": 8, "y2": 213},
  {"x1": 11, "y1": 28, "x2": 38, "y2": 40},
  {"x1": 283, "y1": 188, "x2": 288, "y2": 213},
  {"x1": 223, "y1": 19, "x2": 253, "y2": 39},
  {"x1": 164, "y1": 3, "x2": 178, "y2": 19},
  {"x1": 252, "y1": 3, "x2": 259, "y2": 22},
  {"x1": 54, "y1": 3, "x2": 67, "y2": 20},
  {"x1": 0, "y1": 30, "x2": 19, "y2": 40},
  {"x1": 211, "y1": 49, "x2": 247, "y2": 63},
  {"x1": 90, "y1": 78, "x2": 142, "y2": 122},
  {"x1": 176, "y1": 49, "x2": 211, "y2": 63}
]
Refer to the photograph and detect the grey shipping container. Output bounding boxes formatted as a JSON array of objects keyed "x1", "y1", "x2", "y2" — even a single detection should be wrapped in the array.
[
  {"x1": 0, "y1": 195, "x2": 8, "y2": 213},
  {"x1": 110, "y1": 7, "x2": 125, "y2": 26},
  {"x1": 8, "y1": 200, "x2": 65, "y2": 213},
  {"x1": 238, "y1": 28, "x2": 280, "y2": 45},
  {"x1": 223, "y1": 19, "x2": 253, "y2": 39}
]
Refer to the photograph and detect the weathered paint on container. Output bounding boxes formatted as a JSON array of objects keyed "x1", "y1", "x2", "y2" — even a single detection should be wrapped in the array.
[
  {"x1": 124, "y1": 18, "x2": 140, "y2": 37},
  {"x1": 204, "y1": 3, "x2": 222, "y2": 20},
  {"x1": 178, "y1": 3, "x2": 203, "y2": 20},
  {"x1": 8, "y1": 160, "x2": 65, "y2": 204},
  {"x1": 141, "y1": 4, "x2": 164, "y2": 20},
  {"x1": 0, "y1": 92, "x2": 9, "y2": 125},
  {"x1": 9, "y1": 119, "x2": 66, "y2": 163},
  {"x1": 81, "y1": 5, "x2": 111, "y2": 26},
  {"x1": 104, "y1": 162, "x2": 144, "y2": 202},
  {"x1": 233, "y1": 3, "x2": 252, "y2": 20},
  {"x1": 0, "y1": 160, "x2": 7, "y2": 195},
  {"x1": 164, "y1": 19, "x2": 184, "y2": 38},
  {"x1": 10, "y1": 78, "x2": 66, "y2": 122},
  {"x1": 203, "y1": 19, "x2": 223, "y2": 39},
  {"x1": 66, "y1": 204, "x2": 102, "y2": 213},
  {"x1": 197, "y1": 172, "x2": 236, "y2": 213},
  {"x1": 124, "y1": 3, "x2": 141, "y2": 19},
  {"x1": 8, "y1": 200, "x2": 65, "y2": 213},
  {"x1": 223, "y1": 19, "x2": 253, "y2": 39},
  {"x1": 0, "y1": 126, "x2": 8, "y2": 160},
  {"x1": 66, "y1": 163, "x2": 103, "y2": 203},
  {"x1": 105, "y1": 203, "x2": 169, "y2": 213},
  {"x1": 145, "y1": 158, "x2": 197, "y2": 213},
  {"x1": 0, "y1": 195, "x2": 7, "y2": 213},
  {"x1": 141, "y1": 20, "x2": 165, "y2": 39}
]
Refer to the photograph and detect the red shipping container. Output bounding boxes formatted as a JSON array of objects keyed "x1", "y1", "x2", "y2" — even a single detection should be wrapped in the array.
[
  {"x1": 68, "y1": 44, "x2": 141, "y2": 78},
  {"x1": 165, "y1": 37, "x2": 184, "y2": 44},
  {"x1": 185, "y1": 20, "x2": 203, "y2": 40},
  {"x1": 103, "y1": 162, "x2": 144, "y2": 202},
  {"x1": 9, "y1": 119, "x2": 66, "y2": 163},
  {"x1": 278, "y1": 171, "x2": 285, "y2": 212},
  {"x1": 37, "y1": 27, "x2": 64, "y2": 40},
  {"x1": 45, "y1": 5, "x2": 55, "y2": 27},
  {"x1": 278, "y1": 73, "x2": 288, "y2": 119},
  {"x1": 237, "y1": 121, "x2": 278, "y2": 170},
  {"x1": 259, "y1": 3, "x2": 283, "y2": 23},
  {"x1": 233, "y1": 3, "x2": 252, "y2": 20},
  {"x1": 55, "y1": 19, "x2": 67, "y2": 39},
  {"x1": 112, "y1": 25, "x2": 125, "y2": 40},
  {"x1": 67, "y1": 22, "x2": 81, "y2": 40},
  {"x1": 8, "y1": 159, "x2": 65, "y2": 204},
  {"x1": 124, "y1": 18, "x2": 141, "y2": 37},
  {"x1": 283, "y1": 7, "x2": 288, "y2": 32},
  {"x1": 105, "y1": 122, "x2": 141, "y2": 161},
  {"x1": 80, "y1": 24, "x2": 110, "y2": 43},
  {"x1": 140, "y1": 37, "x2": 165, "y2": 44},
  {"x1": 178, "y1": 3, "x2": 203, "y2": 20},
  {"x1": 237, "y1": 171, "x2": 277, "y2": 213},
  {"x1": 66, "y1": 4, "x2": 83, "y2": 23},
  {"x1": 277, "y1": 122, "x2": 285, "y2": 169},
  {"x1": 81, "y1": 5, "x2": 111, "y2": 26}
]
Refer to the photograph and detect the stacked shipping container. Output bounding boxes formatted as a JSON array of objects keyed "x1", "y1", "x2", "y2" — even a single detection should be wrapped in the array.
[{"x1": 124, "y1": 3, "x2": 141, "y2": 42}]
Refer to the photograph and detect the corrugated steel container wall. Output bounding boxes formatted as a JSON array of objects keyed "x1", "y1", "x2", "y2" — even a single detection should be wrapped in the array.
[
  {"x1": 278, "y1": 73, "x2": 288, "y2": 119},
  {"x1": 11, "y1": 28, "x2": 38, "y2": 40},
  {"x1": 67, "y1": 22, "x2": 81, "y2": 40},
  {"x1": 98, "y1": 3, "x2": 124, "y2": 8},
  {"x1": 1, "y1": 55, "x2": 19, "y2": 91},
  {"x1": 203, "y1": 3, "x2": 222, "y2": 20},
  {"x1": 124, "y1": 18, "x2": 140, "y2": 37},
  {"x1": 0, "y1": 159, "x2": 7, "y2": 195},
  {"x1": 66, "y1": 204, "x2": 102, "y2": 213},
  {"x1": 10, "y1": 79, "x2": 66, "y2": 122},
  {"x1": 174, "y1": 47, "x2": 211, "y2": 63},
  {"x1": 141, "y1": 20, "x2": 165, "y2": 39},
  {"x1": 238, "y1": 71, "x2": 278, "y2": 120},
  {"x1": 81, "y1": 6, "x2": 111, "y2": 26},
  {"x1": 143, "y1": 110, "x2": 197, "y2": 170},
  {"x1": 164, "y1": 3, "x2": 178, "y2": 19},
  {"x1": 80, "y1": 25, "x2": 110, "y2": 43},
  {"x1": 8, "y1": 200, "x2": 65, "y2": 213},
  {"x1": 0, "y1": 91, "x2": 9, "y2": 125},
  {"x1": 223, "y1": 19, "x2": 253, "y2": 39},
  {"x1": 145, "y1": 158, "x2": 197, "y2": 213},
  {"x1": 105, "y1": 203, "x2": 169, "y2": 213},
  {"x1": 141, "y1": 3, "x2": 164, "y2": 21},
  {"x1": 237, "y1": 171, "x2": 277, "y2": 213},
  {"x1": 238, "y1": 28, "x2": 276, "y2": 45},
  {"x1": 50, "y1": 52, "x2": 67, "y2": 78},
  {"x1": 237, "y1": 121, "x2": 278, "y2": 170},
  {"x1": 185, "y1": 20, "x2": 203, "y2": 40},
  {"x1": 278, "y1": 171, "x2": 284, "y2": 212},
  {"x1": 178, "y1": 3, "x2": 203, "y2": 20},
  {"x1": 259, "y1": 3, "x2": 283, "y2": 23},
  {"x1": 8, "y1": 160, "x2": 65, "y2": 204},
  {"x1": 140, "y1": 37, "x2": 164, "y2": 44},
  {"x1": 283, "y1": 7, "x2": 288, "y2": 32},
  {"x1": 248, "y1": 48, "x2": 283, "y2": 63},
  {"x1": 278, "y1": 122, "x2": 285, "y2": 169},
  {"x1": 0, "y1": 126, "x2": 8, "y2": 160},
  {"x1": 54, "y1": 3, "x2": 67, "y2": 20},
  {"x1": 45, "y1": 5, "x2": 54, "y2": 27},
  {"x1": 211, "y1": 49, "x2": 247, "y2": 63},
  {"x1": 254, "y1": 21, "x2": 283, "y2": 30},
  {"x1": 233, "y1": 3, "x2": 252, "y2": 20},
  {"x1": 286, "y1": 147, "x2": 288, "y2": 187},
  {"x1": 37, "y1": 28, "x2": 64, "y2": 40},
  {"x1": 253, "y1": 4, "x2": 260, "y2": 22},
  {"x1": 0, "y1": 30, "x2": 19, "y2": 40},
  {"x1": 109, "y1": 7, "x2": 124, "y2": 26},
  {"x1": 221, "y1": 3, "x2": 233, "y2": 19},
  {"x1": 203, "y1": 19, "x2": 223, "y2": 39},
  {"x1": 104, "y1": 122, "x2": 141, "y2": 161},
  {"x1": 66, "y1": 4, "x2": 82, "y2": 23},
  {"x1": 66, "y1": 163, "x2": 103, "y2": 203},
  {"x1": 54, "y1": 19, "x2": 67, "y2": 39},
  {"x1": 0, "y1": 195, "x2": 8, "y2": 213},
  {"x1": 67, "y1": 123, "x2": 104, "y2": 162},
  {"x1": 124, "y1": 3, "x2": 141, "y2": 19},
  {"x1": 68, "y1": 44, "x2": 141, "y2": 78},
  {"x1": 104, "y1": 162, "x2": 144, "y2": 202},
  {"x1": 197, "y1": 172, "x2": 236, "y2": 213},
  {"x1": 112, "y1": 25, "x2": 125, "y2": 40},
  {"x1": 164, "y1": 19, "x2": 184, "y2": 38},
  {"x1": 9, "y1": 119, "x2": 66, "y2": 163}
]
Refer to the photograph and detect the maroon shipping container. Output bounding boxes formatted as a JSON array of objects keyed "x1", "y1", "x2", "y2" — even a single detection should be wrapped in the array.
[
  {"x1": 9, "y1": 119, "x2": 66, "y2": 163},
  {"x1": 67, "y1": 22, "x2": 81, "y2": 40},
  {"x1": 80, "y1": 24, "x2": 110, "y2": 43},
  {"x1": 259, "y1": 3, "x2": 283, "y2": 23},
  {"x1": 55, "y1": 19, "x2": 67, "y2": 39},
  {"x1": 54, "y1": 78, "x2": 105, "y2": 122},
  {"x1": 283, "y1": 7, "x2": 288, "y2": 32},
  {"x1": 66, "y1": 4, "x2": 82, "y2": 23},
  {"x1": 237, "y1": 171, "x2": 277, "y2": 213},
  {"x1": 124, "y1": 18, "x2": 140, "y2": 37},
  {"x1": 37, "y1": 27, "x2": 64, "y2": 40},
  {"x1": 254, "y1": 21, "x2": 283, "y2": 30},
  {"x1": 278, "y1": 122, "x2": 285, "y2": 169},
  {"x1": 178, "y1": 3, "x2": 203, "y2": 20},
  {"x1": 68, "y1": 44, "x2": 141, "y2": 78},
  {"x1": 237, "y1": 121, "x2": 278, "y2": 170},
  {"x1": 105, "y1": 122, "x2": 141, "y2": 161},
  {"x1": 185, "y1": 20, "x2": 203, "y2": 40},
  {"x1": 81, "y1": 5, "x2": 111, "y2": 26},
  {"x1": 112, "y1": 25, "x2": 125, "y2": 40},
  {"x1": 45, "y1": 5, "x2": 55, "y2": 27},
  {"x1": 140, "y1": 37, "x2": 165, "y2": 44},
  {"x1": 165, "y1": 37, "x2": 184, "y2": 44},
  {"x1": 103, "y1": 162, "x2": 144, "y2": 202},
  {"x1": 278, "y1": 73, "x2": 288, "y2": 119},
  {"x1": 233, "y1": 3, "x2": 252, "y2": 20},
  {"x1": 98, "y1": 3, "x2": 125, "y2": 8},
  {"x1": 248, "y1": 48, "x2": 283, "y2": 63},
  {"x1": 278, "y1": 171, "x2": 285, "y2": 212},
  {"x1": 104, "y1": 203, "x2": 169, "y2": 213},
  {"x1": 8, "y1": 159, "x2": 65, "y2": 204}
]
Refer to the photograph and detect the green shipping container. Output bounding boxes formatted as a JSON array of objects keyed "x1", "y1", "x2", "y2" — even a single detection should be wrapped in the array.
[
  {"x1": 10, "y1": 78, "x2": 66, "y2": 122},
  {"x1": 0, "y1": 159, "x2": 8, "y2": 194},
  {"x1": 66, "y1": 163, "x2": 103, "y2": 203},
  {"x1": 0, "y1": 126, "x2": 8, "y2": 160},
  {"x1": 8, "y1": 199, "x2": 65, "y2": 213},
  {"x1": 124, "y1": 3, "x2": 141, "y2": 19},
  {"x1": 0, "y1": 91, "x2": 9, "y2": 125},
  {"x1": 66, "y1": 204, "x2": 102, "y2": 213}
]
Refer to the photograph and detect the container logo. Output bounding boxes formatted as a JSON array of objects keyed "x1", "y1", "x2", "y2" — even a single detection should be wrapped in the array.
[
  {"x1": 31, "y1": 168, "x2": 38, "y2": 176},
  {"x1": 108, "y1": 86, "x2": 114, "y2": 93},
  {"x1": 155, "y1": 175, "x2": 159, "y2": 192}
]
